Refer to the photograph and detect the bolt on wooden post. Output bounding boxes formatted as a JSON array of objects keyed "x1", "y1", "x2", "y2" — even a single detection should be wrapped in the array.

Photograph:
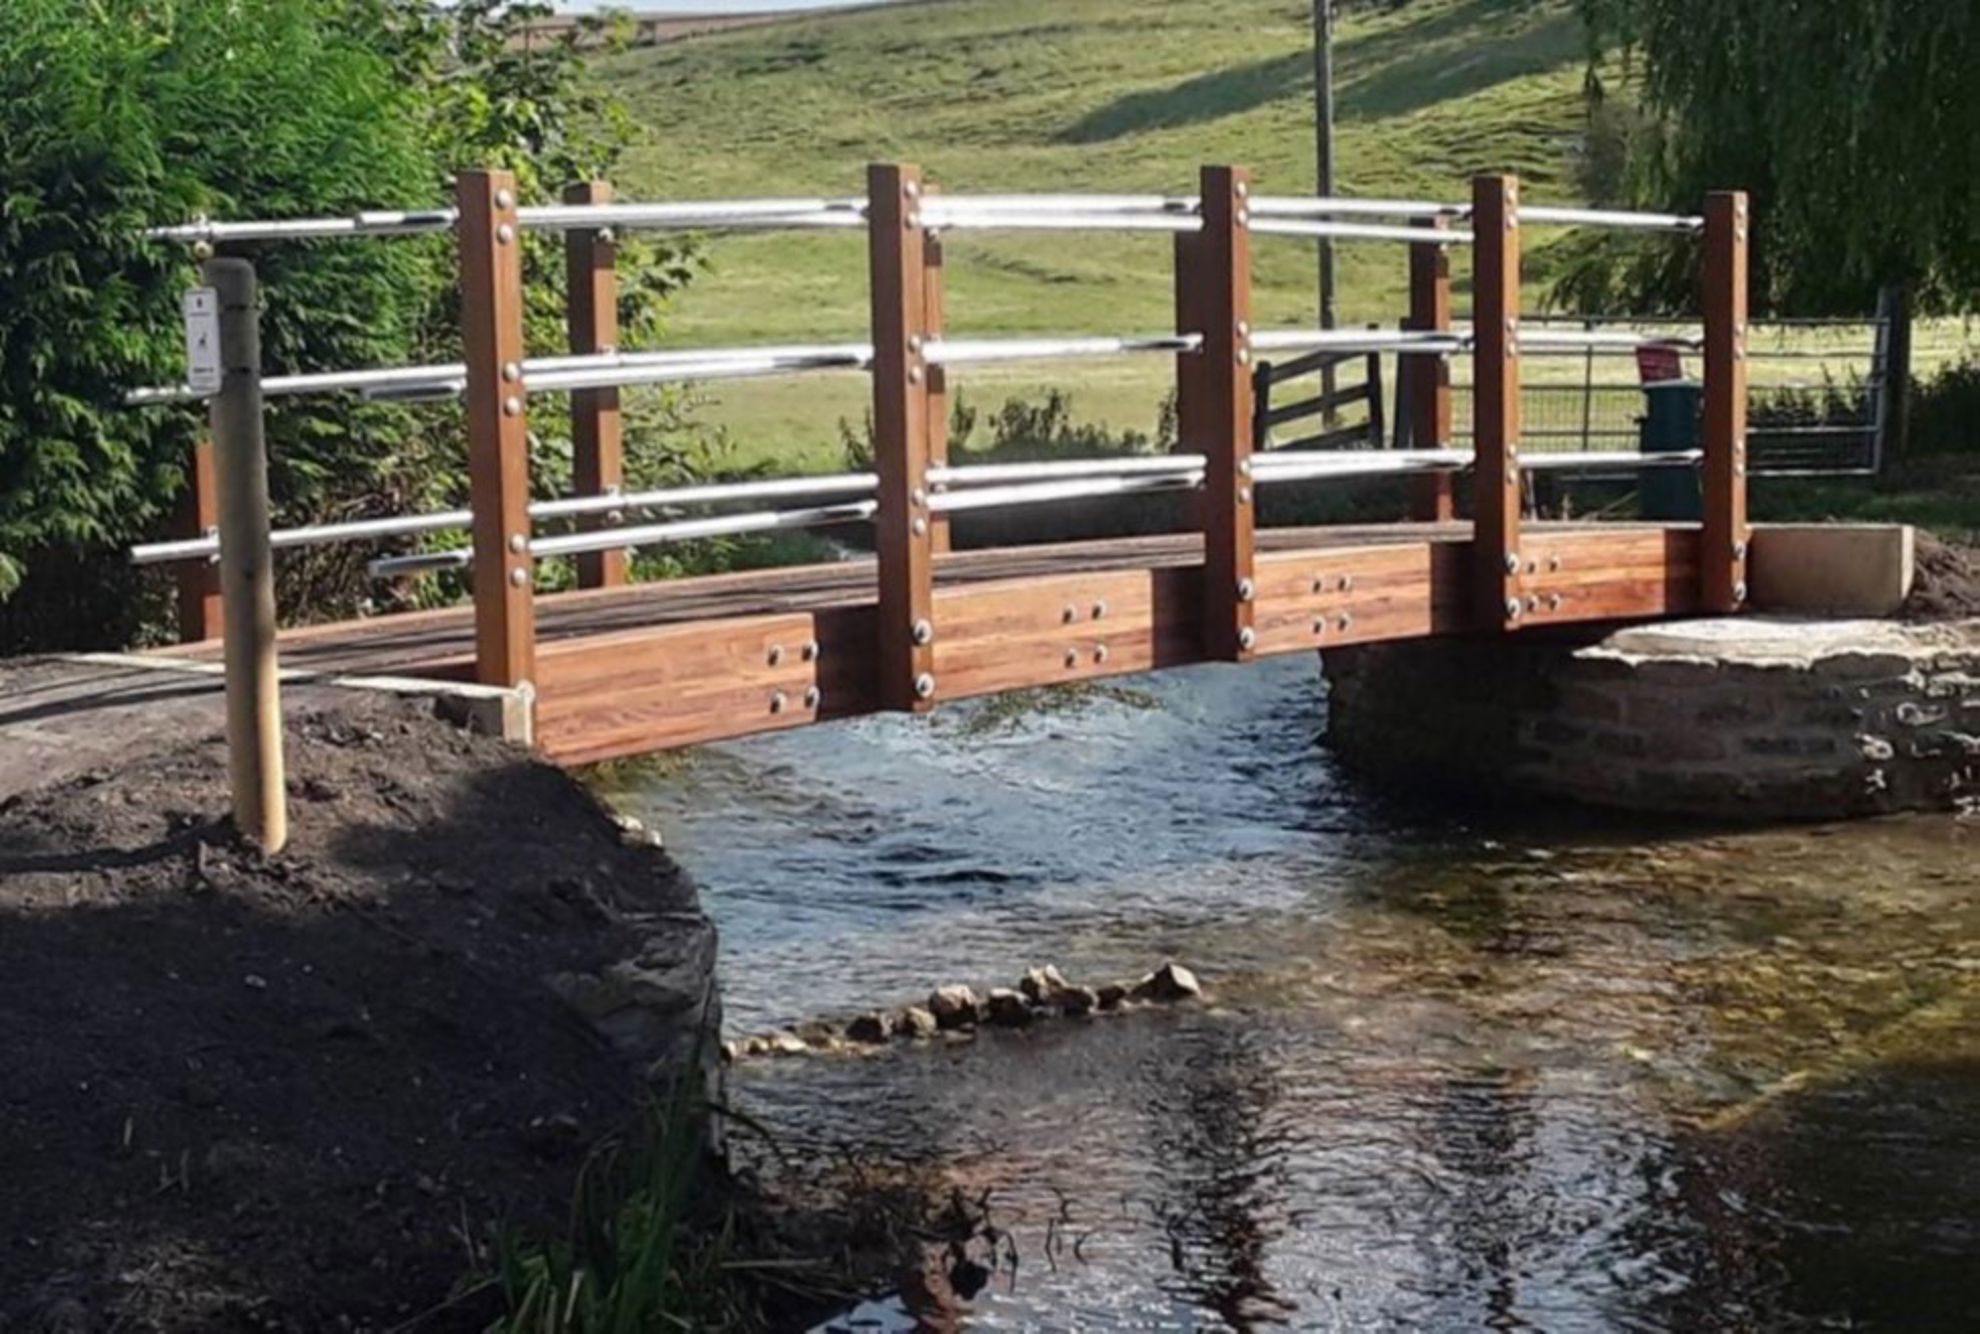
[
  {"x1": 1471, "y1": 174, "x2": 1524, "y2": 629},
  {"x1": 1406, "y1": 216, "x2": 1456, "y2": 523},
  {"x1": 204, "y1": 257, "x2": 287, "y2": 853},
  {"x1": 867, "y1": 163, "x2": 938, "y2": 711},
  {"x1": 458, "y1": 169, "x2": 537, "y2": 690},
  {"x1": 1196, "y1": 165, "x2": 1258, "y2": 662},
  {"x1": 563, "y1": 179, "x2": 628, "y2": 590},
  {"x1": 1702, "y1": 190, "x2": 1751, "y2": 613}
]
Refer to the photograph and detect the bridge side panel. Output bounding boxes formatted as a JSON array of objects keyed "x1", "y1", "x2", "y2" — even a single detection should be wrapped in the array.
[
  {"x1": 931, "y1": 567, "x2": 1202, "y2": 700},
  {"x1": 531, "y1": 607, "x2": 877, "y2": 764}
]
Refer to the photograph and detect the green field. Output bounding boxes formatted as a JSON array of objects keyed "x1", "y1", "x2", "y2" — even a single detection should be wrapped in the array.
[{"x1": 593, "y1": 0, "x2": 1971, "y2": 472}]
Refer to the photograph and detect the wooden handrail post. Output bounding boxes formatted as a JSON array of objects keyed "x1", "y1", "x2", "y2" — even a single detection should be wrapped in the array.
[
  {"x1": 867, "y1": 163, "x2": 937, "y2": 712},
  {"x1": 204, "y1": 257, "x2": 287, "y2": 853},
  {"x1": 564, "y1": 179, "x2": 628, "y2": 590},
  {"x1": 1198, "y1": 165, "x2": 1257, "y2": 662},
  {"x1": 1471, "y1": 174, "x2": 1524, "y2": 630},
  {"x1": 1406, "y1": 216, "x2": 1456, "y2": 522},
  {"x1": 1702, "y1": 190, "x2": 1751, "y2": 613},
  {"x1": 458, "y1": 169, "x2": 537, "y2": 690},
  {"x1": 175, "y1": 438, "x2": 223, "y2": 642}
]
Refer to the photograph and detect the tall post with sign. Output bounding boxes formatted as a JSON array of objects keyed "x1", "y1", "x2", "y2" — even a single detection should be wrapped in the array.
[{"x1": 196, "y1": 260, "x2": 288, "y2": 853}]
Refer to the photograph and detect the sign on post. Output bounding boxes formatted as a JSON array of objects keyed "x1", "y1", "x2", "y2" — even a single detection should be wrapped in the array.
[{"x1": 183, "y1": 288, "x2": 223, "y2": 396}]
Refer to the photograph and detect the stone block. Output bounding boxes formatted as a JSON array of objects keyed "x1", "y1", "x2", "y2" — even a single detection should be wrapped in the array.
[{"x1": 1749, "y1": 524, "x2": 1915, "y2": 617}]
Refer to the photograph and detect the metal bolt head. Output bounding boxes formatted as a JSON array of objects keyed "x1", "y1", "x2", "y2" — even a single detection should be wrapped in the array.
[
  {"x1": 598, "y1": 227, "x2": 616, "y2": 245},
  {"x1": 508, "y1": 567, "x2": 530, "y2": 588},
  {"x1": 767, "y1": 644, "x2": 785, "y2": 666},
  {"x1": 1238, "y1": 458, "x2": 1253, "y2": 478},
  {"x1": 911, "y1": 618, "x2": 933, "y2": 647},
  {"x1": 1093, "y1": 644, "x2": 1110, "y2": 665},
  {"x1": 1339, "y1": 575, "x2": 1354, "y2": 592},
  {"x1": 1504, "y1": 597, "x2": 1522, "y2": 619},
  {"x1": 1549, "y1": 593, "x2": 1564, "y2": 610},
  {"x1": 1236, "y1": 349, "x2": 1252, "y2": 366},
  {"x1": 1235, "y1": 320, "x2": 1250, "y2": 338},
  {"x1": 1236, "y1": 578, "x2": 1255, "y2": 603},
  {"x1": 1733, "y1": 581, "x2": 1749, "y2": 604},
  {"x1": 502, "y1": 395, "x2": 523, "y2": 417},
  {"x1": 804, "y1": 686, "x2": 822, "y2": 710},
  {"x1": 501, "y1": 362, "x2": 522, "y2": 383},
  {"x1": 904, "y1": 180, "x2": 921, "y2": 199},
  {"x1": 1503, "y1": 552, "x2": 1520, "y2": 574},
  {"x1": 1091, "y1": 600, "x2": 1108, "y2": 620},
  {"x1": 908, "y1": 334, "x2": 924, "y2": 353},
  {"x1": 908, "y1": 366, "x2": 924, "y2": 384},
  {"x1": 1064, "y1": 648, "x2": 1080, "y2": 669},
  {"x1": 1062, "y1": 603, "x2": 1078, "y2": 624},
  {"x1": 802, "y1": 640, "x2": 821, "y2": 662},
  {"x1": 1338, "y1": 613, "x2": 1353, "y2": 632},
  {"x1": 1733, "y1": 541, "x2": 1749, "y2": 560},
  {"x1": 769, "y1": 691, "x2": 788, "y2": 715},
  {"x1": 495, "y1": 188, "x2": 515, "y2": 209},
  {"x1": 1236, "y1": 208, "x2": 1251, "y2": 226},
  {"x1": 912, "y1": 517, "x2": 929, "y2": 537},
  {"x1": 914, "y1": 673, "x2": 936, "y2": 700},
  {"x1": 1238, "y1": 486, "x2": 1253, "y2": 505},
  {"x1": 1234, "y1": 181, "x2": 1250, "y2": 199},
  {"x1": 1313, "y1": 617, "x2": 1328, "y2": 636},
  {"x1": 1237, "y1": 626, "x2": 1257, "y2": 651},
  {"x1": 496, "y1": 223, "x2": 516, "y2": 245},
  {"x1": 910, "y1": 487, "x2": 927, "y2": 507},
  {"x1": 507, "y1": 533, "x2": 527, "y2": 554}
]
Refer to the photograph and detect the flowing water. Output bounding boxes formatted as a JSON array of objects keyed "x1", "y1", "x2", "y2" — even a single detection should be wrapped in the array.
[{"x1": 599, "y1": 656, "x2": 1980, "y2": 1331}]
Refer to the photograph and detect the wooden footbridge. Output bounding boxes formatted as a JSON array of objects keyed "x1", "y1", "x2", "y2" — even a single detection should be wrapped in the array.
[{"x1": 130, "y1": 165, "x2": 1755, "y2": 768}]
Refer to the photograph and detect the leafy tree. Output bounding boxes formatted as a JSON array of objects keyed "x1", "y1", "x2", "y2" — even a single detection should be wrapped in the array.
[
  {"x1": 1568, "y1": 0, "x2": 1980, "y2": 315},
  {"x1": 0, "y1": 0, "x2": 698, "y2": 650}
]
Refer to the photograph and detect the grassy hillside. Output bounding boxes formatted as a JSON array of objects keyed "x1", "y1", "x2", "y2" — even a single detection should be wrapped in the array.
[{"x1": 589, "y1": 0, "x2": 1608, "y2": 465}]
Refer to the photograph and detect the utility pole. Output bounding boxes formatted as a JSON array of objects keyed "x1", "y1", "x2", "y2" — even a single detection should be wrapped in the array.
[{"x1": 1314, "y1": 0, "x2": 1340, "y2": 415}]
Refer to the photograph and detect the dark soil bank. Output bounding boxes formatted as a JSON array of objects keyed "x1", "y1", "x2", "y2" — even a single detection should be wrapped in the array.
[
  {"x1": 0, "y1": 688, "x2": 712, "y2": 1331},
  {"x1": 1905, "y1": 533, "x2": 1980, "y2": 621}
]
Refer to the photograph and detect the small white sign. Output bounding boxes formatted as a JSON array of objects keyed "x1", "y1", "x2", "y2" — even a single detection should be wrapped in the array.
[{"x1": 182, "y1": 288, "x2": 222, "y2": 395}]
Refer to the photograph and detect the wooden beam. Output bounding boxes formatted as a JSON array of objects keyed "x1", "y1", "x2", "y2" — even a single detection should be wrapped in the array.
[
  {"x1": 174, "y1": 438, "x2": 223, "y2": 643},
  {"x1": 1471, "y1": 174, "x2": 1524, "y2": 629},
  {"x1": 1406, "y1": 216, "x2": 1456, "y2": 522},
  {"x1": 458, "y1": 169, "x2": 537, "y2": 689},
  {"x1": 564, "y1": 179, "x2": 628, "y2": 590},
  {"x1": 1702, "y1": 190, "x2": 1751, "y2": 613},
  {"x1": 867, "y1": 163, "x2": 937, "y2": 711},
  {"x1": 1196, "y1": 165, "x2": 1257, "y2": 661}
]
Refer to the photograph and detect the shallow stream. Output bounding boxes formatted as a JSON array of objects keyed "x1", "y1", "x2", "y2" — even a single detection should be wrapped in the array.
[{"x1": 601, "y1": 656, "x2": 1979, "y2": 1330}]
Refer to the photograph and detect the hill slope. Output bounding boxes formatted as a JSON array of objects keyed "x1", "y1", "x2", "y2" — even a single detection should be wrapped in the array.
[{"x1": 594, "y1": 0, "x2": 1596, "y2": 461}]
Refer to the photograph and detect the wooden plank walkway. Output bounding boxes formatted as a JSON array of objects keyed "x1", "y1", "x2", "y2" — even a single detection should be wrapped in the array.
[{"x1": 150, "y1": 522, "x2": 1702, "y2": 764}]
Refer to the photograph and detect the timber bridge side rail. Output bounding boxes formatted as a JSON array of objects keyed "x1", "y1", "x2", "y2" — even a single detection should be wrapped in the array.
[{"x1": 128, "y1": 166, "x2": 1752, "y2": 764}]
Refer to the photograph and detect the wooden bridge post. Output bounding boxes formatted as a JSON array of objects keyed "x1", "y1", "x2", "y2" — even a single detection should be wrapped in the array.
[
  {"x1": 1702, "y1": 190, "x2": 1751, "y2": 613},
  {"x1": 175, "y1": 439, "x2": 223, "y2": 642},
  {"x1": 563, "y1": 179, "x2": 628, "y2": 590},
  {"x1": 1197, "y1": 165, "x2": 1257, "y2": 662},
  {"x1": 867, "y1": 163, "x2": 938, "y2": 711},
  {"x1": 1406, "y1": 216, "x2": 1456, "y2": 522},
  {"x1": 1471, "y1": 174, "x2": 1524, "y2": 630},
  {"x1": 458, "y1": 169, "x2": 537, "y2": 690}
]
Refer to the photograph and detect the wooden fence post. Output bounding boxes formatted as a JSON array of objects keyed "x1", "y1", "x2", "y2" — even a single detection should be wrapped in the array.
[
  {"x1": 458, "y1": 169, "x2": 537, "y2": 689},
  {"x1": 867, "y1": 163, "x2": 937, "y2": 712},
  {"x1": 1471, "y1": 174, "x2": 1524, "y2": 629},
  {"x1": 564, "y1": 179, "x2": 627, "y2": 590},
  {"x1": 204, "y1": 257, "x2": 287, "y2": 853},
  {"x1": 1702, "y1": 190, "x2": 1752, "y2": 614},
  {"x1": 1198, "y1": 165, "x2": 1257, "y2": 662},
  {"x1": 1406, "y1": 216, "x2": 1456, "y2": 522},
  {"x1": 175, "y1": 439, "x2": 223, "y2": 642}
]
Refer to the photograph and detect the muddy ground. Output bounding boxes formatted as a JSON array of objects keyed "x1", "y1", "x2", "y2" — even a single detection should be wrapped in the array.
[
  {"x1": 0, "y1": 667, "x2": 709, "y2": 1331},
  {"x1": 1904, "y1": 533, "x2": 1980, "y2": 621}
]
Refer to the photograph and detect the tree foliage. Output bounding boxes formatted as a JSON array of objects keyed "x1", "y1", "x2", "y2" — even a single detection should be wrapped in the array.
[
  {"x1": 0, "y1": 0, "x2": 695, "y2": 648},
  {"x1": 1570, "y1": 0, "x2": 1980, "y2": 315}
]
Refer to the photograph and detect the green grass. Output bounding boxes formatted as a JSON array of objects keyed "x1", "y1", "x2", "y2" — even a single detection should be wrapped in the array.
[
  {"x1": 595, "y1": 0, "x2": 1596, "y2": 467},
  {"x1": 590, "y1": 0, "x2": 1975, "y2": 476}
]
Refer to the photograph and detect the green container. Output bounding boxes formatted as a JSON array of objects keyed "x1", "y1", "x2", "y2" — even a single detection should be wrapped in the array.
[{"x1": 1640, "y1": 380, "x2": 1703, "y2": 520}]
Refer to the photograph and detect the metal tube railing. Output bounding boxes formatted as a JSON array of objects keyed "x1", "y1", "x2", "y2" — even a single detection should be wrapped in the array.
[
  {"x1": 924, "y1": 334, "x2": 1202, "y2": 366},
  {"x1": 929, "y1": 470, "x2": 1205, "y2": 515},
  {"x1": 1519, "y1": 206, "x2": 1704, "y2": 233},
  {"x1": 1252, "y1": 329, "x2": 1466, "y2": 355},
  {"x1": 527, "y1": 499, "x2": 879, "y2": 561},
  {"x1": 1248, "y1": 219, "x2": 1476, "y2": 245},
  {"x1": 919, "y1": 208, "x2": 1206, "y2": 234},
  {"x1": 929, "y1": 455, "x2": 1208, "y2": 486},
  {"x1": 1249, "y1": 196, "x2": 1468, "y2": 221}
]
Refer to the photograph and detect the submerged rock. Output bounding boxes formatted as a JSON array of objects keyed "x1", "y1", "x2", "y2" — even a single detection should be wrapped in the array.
[
  {"x1": 928, "y1": 984, "x2": 982, "y2": 1030},
  {"x1": 983, "y1": 988, "x2": 1035, "y2": 1027},
  {"x1": 766, "y1": 1032, "x2": 809, "y2": 1057},
  {"x1": 896, "y1": 1005, "x2": 940, "y2": 1039},
  {"x1": 1058, "y1": 985, "x2": 1100, "y2": 1017},
  {"x1": 845, "y1": 1012, "x2": 891, "y2": 1045},
  {"x1": 1019, "y1": 965, "x2": 1070, "y2": 1005},
  {"x1": 1132, "y1": 962, "x2": 1202, "y2": 1003},
  {"x1": 1096, "y1": 983, "x2": 1129, "y2": 1011}
]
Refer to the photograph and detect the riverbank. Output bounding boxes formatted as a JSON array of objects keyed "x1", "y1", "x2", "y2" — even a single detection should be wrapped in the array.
[{"x1": 0, "y1": 662, "x2": 727, "y2": 1329}]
